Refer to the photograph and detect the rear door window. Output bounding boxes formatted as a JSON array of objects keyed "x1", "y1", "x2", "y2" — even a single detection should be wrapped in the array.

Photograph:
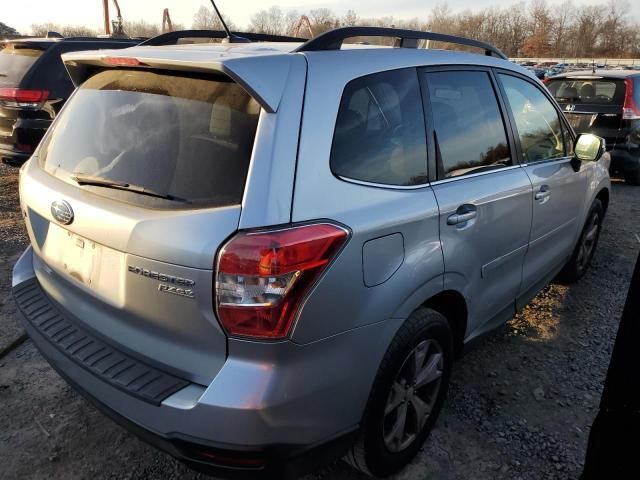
[
  {"x1": 39, "y1": 69, "x2": 261, "y2": 209},
  {"x1": 330, "y1": 68, "x2": 428, "y2": 186},
  {"x1": 546, "y1": 78, "x2": 626, "y2": 105},
  {"x1": 500, "y1": 74, "x2": 568, "y2": 163},
  {"x1": 0, "y1": 43, "x2": 47, "y2": 86},
  {"x1": 424, "y1": 70, "x2": 511, "y2": 179}
]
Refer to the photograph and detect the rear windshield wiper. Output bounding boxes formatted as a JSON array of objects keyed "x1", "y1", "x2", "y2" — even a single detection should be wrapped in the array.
[{"x1": 70, "y1": 174, "x2": 190, "y2": 203}]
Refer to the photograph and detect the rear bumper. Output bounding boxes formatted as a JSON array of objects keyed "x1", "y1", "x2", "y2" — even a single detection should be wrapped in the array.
[
  {"x1": 0, "y1": 117, "x2": 51, "y2": 166},
  {"x1": 0, "y1": 146, "x2": 31, "y2": 166},
  {"x1": 12, "y1": 246, "x2": 393, "y2": 477}
]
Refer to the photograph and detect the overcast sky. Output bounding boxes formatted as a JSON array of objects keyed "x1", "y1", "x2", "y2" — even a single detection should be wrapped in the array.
[{"x1": 4, "y1": 0, "x2": 640, "y2": 35}]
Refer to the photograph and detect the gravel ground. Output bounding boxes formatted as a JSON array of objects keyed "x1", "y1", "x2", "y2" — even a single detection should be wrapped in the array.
[{"x1": 1, "y1": 160, "x2": 639, "y2": 480}]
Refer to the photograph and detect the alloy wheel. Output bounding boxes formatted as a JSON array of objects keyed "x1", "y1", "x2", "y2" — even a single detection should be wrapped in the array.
[
  {"x1": 576, "y1": 211, "x2": 600, "y2": 272},
  {"x1": 383, "y1": 339, "x2": 444, "y2": 453}
]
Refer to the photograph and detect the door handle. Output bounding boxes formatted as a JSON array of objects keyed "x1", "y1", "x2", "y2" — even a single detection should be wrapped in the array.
[
  {"x1": 535, "y1": 185, "x2": 551, "y2": 202},
  {"x1": 447, "y1": 205, "x2": 478, "y2": 225}
]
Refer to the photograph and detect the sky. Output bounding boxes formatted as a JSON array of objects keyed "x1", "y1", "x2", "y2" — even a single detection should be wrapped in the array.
[{"x1": 2, "y1": 0, "x2": 639, "y2": 35}]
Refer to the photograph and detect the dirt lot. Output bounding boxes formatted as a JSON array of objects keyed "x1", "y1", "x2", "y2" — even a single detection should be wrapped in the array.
[{"x1": 1, "y1": 160, "x2": 639, "y2": 480}]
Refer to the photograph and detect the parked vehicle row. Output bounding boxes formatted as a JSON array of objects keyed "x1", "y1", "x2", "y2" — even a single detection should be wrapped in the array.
[{"x1": 12, "y1": 27, "x2": 610, "y2": 478}]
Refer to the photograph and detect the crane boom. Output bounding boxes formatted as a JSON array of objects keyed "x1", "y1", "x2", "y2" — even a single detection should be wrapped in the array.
[
  {"x1": 102, "y1": 0, "x2": 125, "y2": 37},
  {"x1": 162, "y1": 8, "x2": 173, "y2": 33},
  {"x1": 292, "y1": 15, "x2": 314, "y2": 38}
]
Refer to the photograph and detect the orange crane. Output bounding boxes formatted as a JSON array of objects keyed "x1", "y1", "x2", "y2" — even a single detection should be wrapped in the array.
[
  {"x1": 291, "y1": 15, "x2": 314, "y2": 38},
  {"x1": 102, "y1": 0, "x2": 125, "y2": 37}
]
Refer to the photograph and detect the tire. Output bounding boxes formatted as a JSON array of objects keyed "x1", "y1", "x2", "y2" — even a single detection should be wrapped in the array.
[
  {"x1": 558, "y1": 199, "x2": 604, "y2": 284},
  {"x1": 345, "y1": 308, "x2": 453, "y2": 477},
  {"x1": 624, "y1": 169, "x2": 640, "y2": 186}
]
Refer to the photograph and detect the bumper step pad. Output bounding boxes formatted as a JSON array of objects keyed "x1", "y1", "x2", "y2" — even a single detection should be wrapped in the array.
[{"x1": 13, "y1": 278, "x2": 189, "y2": 405}]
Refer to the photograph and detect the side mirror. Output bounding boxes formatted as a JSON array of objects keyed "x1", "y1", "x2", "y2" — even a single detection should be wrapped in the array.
[{"x1": 574, "y1": 133, "x2": 605, "y2": 162}]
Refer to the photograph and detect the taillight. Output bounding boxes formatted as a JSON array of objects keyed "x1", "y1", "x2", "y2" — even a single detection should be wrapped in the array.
[
  {"x1": 215, "y1": 223, "x2": 349, "y2": 339},
  {"x1": 0, "y1": 88, "x2": 49, "y2": 109},
  {"x1": 623, "y1": 78, "x2": 640, "y2": 120}
]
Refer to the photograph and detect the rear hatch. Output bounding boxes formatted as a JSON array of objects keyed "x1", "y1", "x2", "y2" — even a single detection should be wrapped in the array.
[
  {"x1": 546, "y1": 76, "x2": 627, "y2": 147},
  {"x1": 0, "y1": 41, "x2": 51, "y2": 153},
  {"x1": 20, "y1": 66, "x2": 262, "y2": 384}
]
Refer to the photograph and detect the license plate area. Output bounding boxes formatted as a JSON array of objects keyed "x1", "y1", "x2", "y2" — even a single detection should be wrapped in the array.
[
  {"x1": 565, "y1": 113, "x2": 597, "y2": 131},
  {"x1": 39, "y1": 223, "x2": 125, "y2": 304}
]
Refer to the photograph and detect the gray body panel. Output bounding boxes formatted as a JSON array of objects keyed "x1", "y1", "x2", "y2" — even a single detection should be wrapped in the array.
[
  {"x1": 431, "y1": 168, "x2": 532, "y2": 336},
  {"x1": 14, "y1": 41, "x2": 611, "y2": 461},
  {"x1": 521, "y1": 157, "x2": 589, "y2": 294}
]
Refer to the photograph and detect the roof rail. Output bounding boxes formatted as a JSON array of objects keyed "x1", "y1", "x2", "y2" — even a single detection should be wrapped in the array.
[
  {"x1": 294, "y1": 27, "x2": 508, "y2": 60},
  {"x1": 140, "y1": 29, "x2": 306, "y2": 47}
]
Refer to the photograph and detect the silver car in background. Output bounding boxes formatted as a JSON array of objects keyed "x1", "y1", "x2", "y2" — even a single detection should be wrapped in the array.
[{"x1": 12, "y1": 27, "x2": 610, "y2": 478}]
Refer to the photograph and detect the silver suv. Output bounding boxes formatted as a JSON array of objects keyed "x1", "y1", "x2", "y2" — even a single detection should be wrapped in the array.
[{"x1": 12, "y1": 27, "x2": 610, "y2": 478}]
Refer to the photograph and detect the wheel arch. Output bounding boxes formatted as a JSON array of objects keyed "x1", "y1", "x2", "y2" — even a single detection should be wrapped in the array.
[
  {"x1": 596, "y1": 187, "x2": 610, "y2": 214},
  {"x1": 422, "y1": 290, "x2": 468, "y2": 359}
]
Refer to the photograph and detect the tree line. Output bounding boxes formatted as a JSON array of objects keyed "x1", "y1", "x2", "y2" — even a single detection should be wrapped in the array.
[
  {"x1": 20, "y1": 0, "x2": 640, "y2": 58},
  {"x1": 246, "y1": 0, "x2": 639, "y2": 58}
]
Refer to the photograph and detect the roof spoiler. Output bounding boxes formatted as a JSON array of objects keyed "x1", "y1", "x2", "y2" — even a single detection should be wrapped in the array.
[{"x1": 61, "y1": 49, "x2": 299, "y2": 113}]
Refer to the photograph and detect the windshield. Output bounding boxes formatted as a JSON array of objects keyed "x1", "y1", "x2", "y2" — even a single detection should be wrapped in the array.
[
  {"x1": 546, "y1": 78, "x2": 626, "y2": 105},
  {"x1": 0, "y1": 43, "x2": 46, "y2": 86},
  {"x1": 39, "y1": 69, "x2": 261, "y2": 209}
]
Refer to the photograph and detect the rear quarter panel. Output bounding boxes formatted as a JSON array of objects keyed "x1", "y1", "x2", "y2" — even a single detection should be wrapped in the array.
[{"x1": 290, "y1": 51, "x2": 446, "y2": 345}]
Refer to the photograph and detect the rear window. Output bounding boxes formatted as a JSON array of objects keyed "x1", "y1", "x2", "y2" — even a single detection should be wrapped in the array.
[
  {"x1": 39, "y1": 69, "x2": 261, "y2": 209},
  {"x1": 0, "y1": 43, "x2": 46, "y2": 86},
  {"x1": 546, "y1": 78, "x2": 626, "y2": 105}
]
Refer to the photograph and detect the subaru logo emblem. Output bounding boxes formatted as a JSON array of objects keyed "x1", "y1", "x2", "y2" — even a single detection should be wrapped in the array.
[
  {"x1": 565, "y1": 104, "x2": 576, "y2": 112},
  {"x1": 51, "y1": 200, "x2": 74, "y2": 225}
]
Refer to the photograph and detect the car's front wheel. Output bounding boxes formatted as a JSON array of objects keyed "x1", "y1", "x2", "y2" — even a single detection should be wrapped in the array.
[{"x1": 346, "y1": 307, "x2": 453, "y2": 477}]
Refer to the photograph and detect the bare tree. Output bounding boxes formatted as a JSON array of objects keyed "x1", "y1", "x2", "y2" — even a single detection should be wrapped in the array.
[
  {"x1": 549, "y1": 0, "x2": 574, "y2": 57},
  {"x1": 572, "y1": 5, "x2": 604, "y2": 57},
  {"x1": 192, "y1": 5, "x2": 235, "y2": 31},
  {"x1": 342, "y1": 10, "x2": 359, "y2": 27},
  {"x1": 249, "y1": 6, "x2": 285, "y2": 35},
  {"x1": 123, "y1": 20, "x2": 160, "y2": 38},
  {"x1": 309, "y1": 8, "x2": 338, "y2": 34},
  {"x1": 31, "y1": 23, "x2": 97, "y2": 37}
]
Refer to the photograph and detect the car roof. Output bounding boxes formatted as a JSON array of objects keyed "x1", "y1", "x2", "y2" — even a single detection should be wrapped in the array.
[
  {"x1": 549, "y1": 69, "x2": 640, "y2": 80},
  {"x1": 62, "y1": 41, "x2": 533, "y2": 113}
]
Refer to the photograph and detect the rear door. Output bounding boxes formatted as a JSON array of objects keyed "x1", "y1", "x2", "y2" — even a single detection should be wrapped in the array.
[
  {"x1": 498, "y1": 72, "x2": 587, "y2": 304},
  {"x1": 421, "y1": 67, "x2": 532, "y2": 335}
]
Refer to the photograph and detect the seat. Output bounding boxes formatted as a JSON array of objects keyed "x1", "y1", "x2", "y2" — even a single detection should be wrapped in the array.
[
  {"x1": 563, "y1": 87, "x2": 579, "y2": 100},
  {"x1": 580, "y1": 84, "x2": 595, "y2": 98}
]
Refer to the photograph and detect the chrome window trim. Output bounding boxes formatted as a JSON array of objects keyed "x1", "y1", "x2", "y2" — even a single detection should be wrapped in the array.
[
  {"x1": 429, "y1": 164, "x2": 521, "y2": 186},
  {"x1": 519, "y1": 155, "x2": 574, "y2": 168},
  {"x1": 336, "y1": 175, "x2": 432, "y2": 191}
]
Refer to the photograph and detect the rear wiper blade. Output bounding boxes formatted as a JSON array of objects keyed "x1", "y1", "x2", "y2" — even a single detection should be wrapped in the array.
[{"x1": 70, "y1": 174, "x2": 190, "y2": 203}]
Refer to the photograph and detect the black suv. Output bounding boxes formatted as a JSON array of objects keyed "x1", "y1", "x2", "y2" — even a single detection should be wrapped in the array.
[
  {"x1": 0, "y1": 36, "x2": 139, "y2": 166},
  {"x1": 546, "y1": 71, "x2": 640, "y2": 185}
]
